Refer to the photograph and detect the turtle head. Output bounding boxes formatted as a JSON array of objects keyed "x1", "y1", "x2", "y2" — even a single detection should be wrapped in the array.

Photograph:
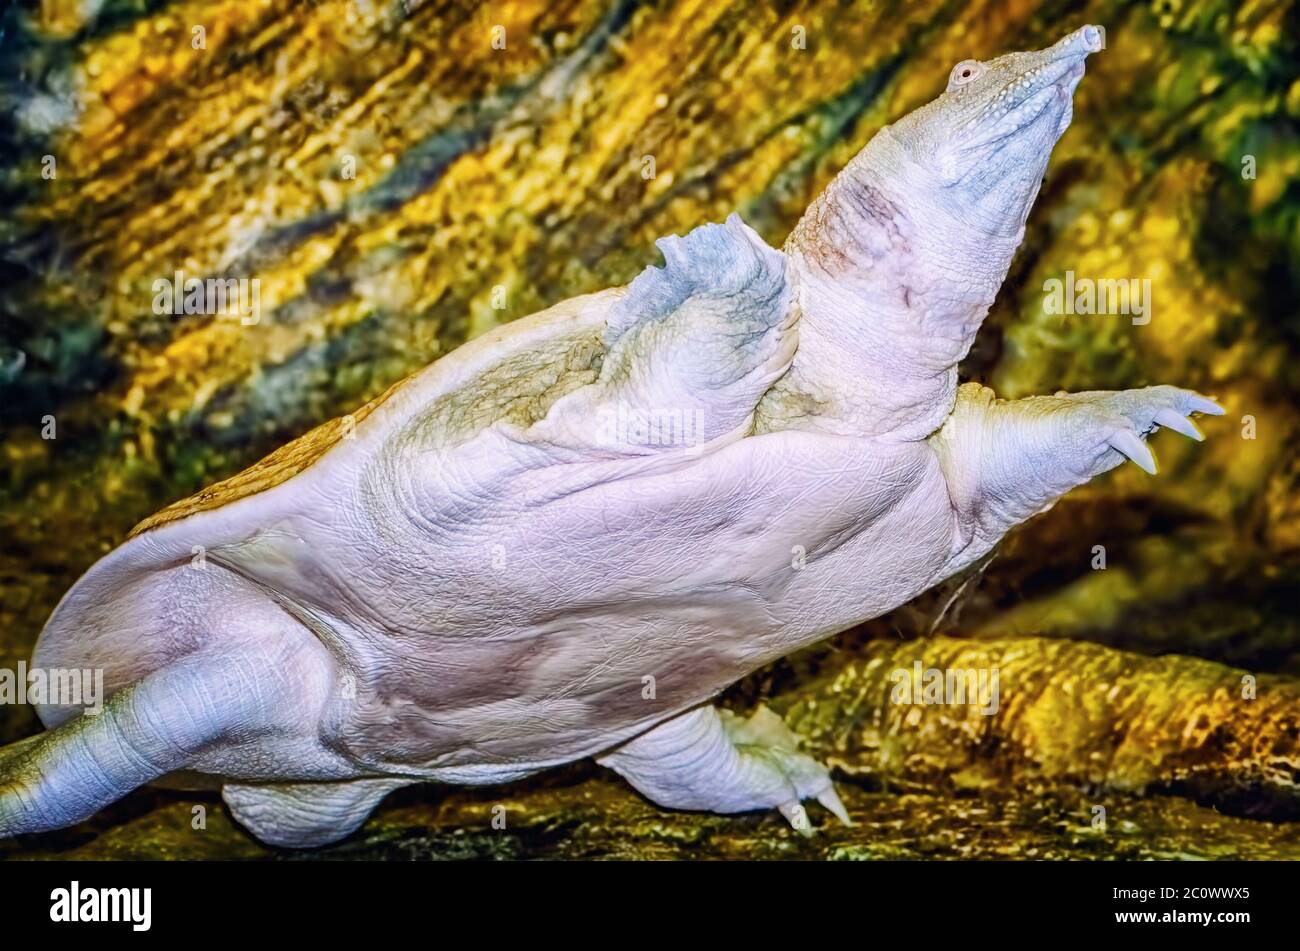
[
  {"x1": 887, "y1": 24, "x2": 1103, "y2": 238},
  {"x1": 775, "y1": 27, "x2": 1105, "y2": 438}
]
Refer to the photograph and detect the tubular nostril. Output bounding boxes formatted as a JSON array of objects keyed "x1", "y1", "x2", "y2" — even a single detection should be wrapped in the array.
[{"x1": 1050, "y1": 25, "x2": 1104, "y2": 60}]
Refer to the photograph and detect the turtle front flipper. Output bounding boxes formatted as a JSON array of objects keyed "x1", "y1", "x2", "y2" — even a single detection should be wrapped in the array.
[
  {"x1": 528, "y1": 213, "x2": 796, "y2": 455},
  {"x1": 597, "y1": 704, "x2": 851, "y2": 834},
  {"x1": 931, "y1": 382, "x2": 1224, "y2": 576}
]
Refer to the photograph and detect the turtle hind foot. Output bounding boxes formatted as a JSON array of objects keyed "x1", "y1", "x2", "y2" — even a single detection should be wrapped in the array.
[{"x1": 222, "y1": 778, "x2": 411, "y2": 848}]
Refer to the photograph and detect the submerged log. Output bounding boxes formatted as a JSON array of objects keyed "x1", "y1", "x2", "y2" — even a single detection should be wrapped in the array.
[
  {"x1": 772, "y1": 635, "x2": 1300, "y2": 820},
  {"x1": 5, "y1": 750, "x2": 1300, "y2": 860}
]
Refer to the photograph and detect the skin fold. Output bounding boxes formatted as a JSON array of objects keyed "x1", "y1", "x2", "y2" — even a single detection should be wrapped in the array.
[{"x1": 0, "y1": 24, "x2": 1225, "y2": 848}]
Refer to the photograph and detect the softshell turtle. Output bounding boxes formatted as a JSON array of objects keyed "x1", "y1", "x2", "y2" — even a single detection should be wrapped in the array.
[{"x1": 0, "y1": 25, "x2": 1223, "y2": 846}]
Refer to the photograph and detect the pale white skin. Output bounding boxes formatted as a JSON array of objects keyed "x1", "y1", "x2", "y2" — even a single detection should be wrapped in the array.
[{"x1": 0, "y1": 25, "x2": 1223, "y2": 846}]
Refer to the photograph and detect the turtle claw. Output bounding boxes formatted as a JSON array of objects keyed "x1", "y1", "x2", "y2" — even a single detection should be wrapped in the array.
[
  {"x1": 1153, "y1": 407, "x2": 1204, "y2": 442},
  {"x1": 1185, "y1": 394, "x2": 1226, "y2": 416},
  {"x1": 1109, "y1": 428, "x2": 1157, "y2": 474},
  {"x1": 779, "y1": 800, "x2": 816, "y2": 836},
  {"x1": 817, "y1": 786, "x2": 854, "y2": 826},
  {"x1": 777, "y1": 783, "x2": 852, "y2": 833}
]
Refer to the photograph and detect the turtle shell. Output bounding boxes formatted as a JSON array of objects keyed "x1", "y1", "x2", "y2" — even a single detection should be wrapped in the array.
[
  {"x1": 32, "y1": 290, "x2": 617, "y2": 703},
  {"x1": 128, "y1": 375, "x2": 409, "y2": 538}
]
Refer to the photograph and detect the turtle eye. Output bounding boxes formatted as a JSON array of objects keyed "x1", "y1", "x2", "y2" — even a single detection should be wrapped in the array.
[{"x1": 948, "y1": 60, "x2": 984, "y2": 89}]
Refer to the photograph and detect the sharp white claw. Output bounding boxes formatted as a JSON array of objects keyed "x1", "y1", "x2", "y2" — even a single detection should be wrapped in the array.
[
  {"x1": 817, "y1": 786, "x2": 854, "y2": 826},
  {"x1": 1109, "y1": 429, "x2": 1157, "y2": 474},
  {"x1": 778, "y1": 800, "x2": 815, "y2": 837},
  {"x1": 1186, "y1": 395, "x2": 1226, "y2": 416},
  {"x1": 1154, "y1": 407, "x2": 1203, "y2": 441}
]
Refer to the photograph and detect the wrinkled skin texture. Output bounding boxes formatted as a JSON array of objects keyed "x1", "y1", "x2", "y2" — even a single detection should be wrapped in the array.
[{"x1": 0, "y1": 25, "x2": 1223, "y2": 847}]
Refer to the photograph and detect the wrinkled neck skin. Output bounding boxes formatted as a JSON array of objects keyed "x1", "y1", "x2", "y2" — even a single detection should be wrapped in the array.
[{"x1": 758, "y1": 127, "x2": 1026, "y2": 441}]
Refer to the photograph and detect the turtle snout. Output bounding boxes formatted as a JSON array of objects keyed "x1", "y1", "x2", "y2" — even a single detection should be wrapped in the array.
[{"x1": 1050, "y1": 24, "x2": 1104, "y2": 60}]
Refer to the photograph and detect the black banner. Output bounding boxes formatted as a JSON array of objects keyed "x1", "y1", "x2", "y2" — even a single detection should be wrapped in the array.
[{"x1": 0, "y1": 859, "x2": 1281, "y2": 937}]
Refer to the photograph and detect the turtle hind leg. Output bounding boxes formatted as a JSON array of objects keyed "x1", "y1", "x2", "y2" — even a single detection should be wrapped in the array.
[
  {"x1": 222, "y1": 778, "x2": 411, "y2": 848},
  {"x1": 0, "y1": 652, "x2": 262, "y2": 838},
  {"x1": 0, "y1": 734, "x2": 41, "y2": 772}
]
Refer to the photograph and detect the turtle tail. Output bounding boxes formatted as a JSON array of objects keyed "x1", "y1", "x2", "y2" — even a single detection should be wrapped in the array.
[{"x1": 0, "y1": 652, "x2": 249, "y2": 838}]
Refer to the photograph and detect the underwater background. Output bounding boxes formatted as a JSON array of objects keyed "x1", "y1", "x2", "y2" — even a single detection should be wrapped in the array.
[{"x1": 0, "y1": 0, "x2": 1298, "y2": 858}]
